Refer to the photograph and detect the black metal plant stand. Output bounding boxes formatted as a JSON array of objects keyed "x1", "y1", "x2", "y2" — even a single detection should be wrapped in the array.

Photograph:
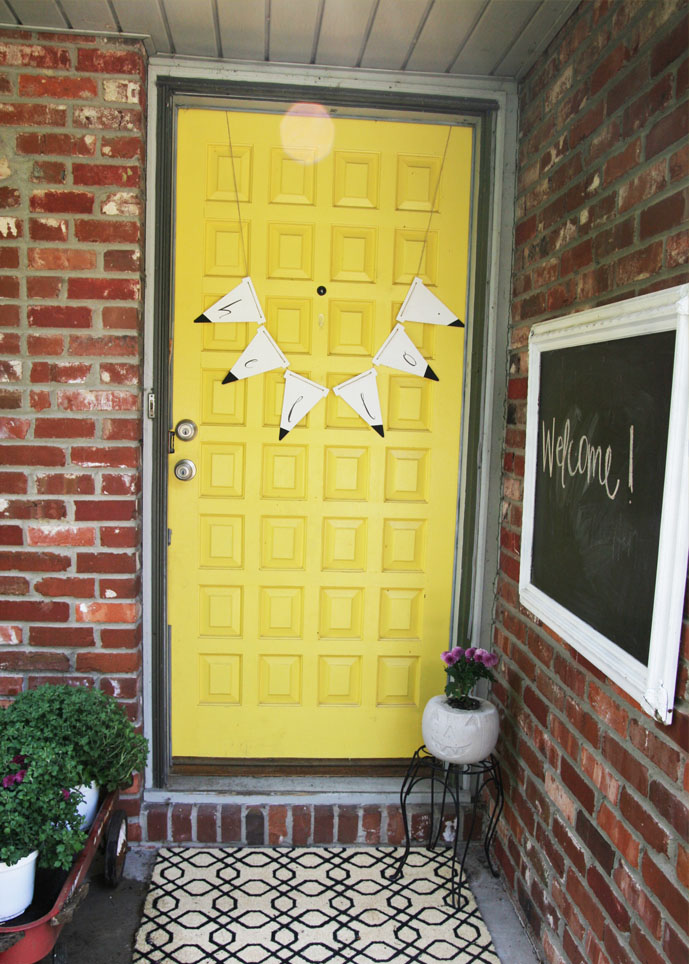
[{"x1": 387, "y1": 745, "x2": 504, "y2": 910}]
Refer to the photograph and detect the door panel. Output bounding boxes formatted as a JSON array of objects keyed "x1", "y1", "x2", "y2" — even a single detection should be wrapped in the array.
[{"x1": 169, "y1": 107, "x2": 473, "y2": 760}]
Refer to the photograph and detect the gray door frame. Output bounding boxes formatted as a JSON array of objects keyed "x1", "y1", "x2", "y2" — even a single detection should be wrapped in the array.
[{"x1": 142, "y1": 58, "x2": 518, "y2": 793}]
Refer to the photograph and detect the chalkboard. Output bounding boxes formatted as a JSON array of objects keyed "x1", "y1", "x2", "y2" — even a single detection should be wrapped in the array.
[
  {"x1": 520, "y1": 286, "x2": 688, "y2": 725},
  {"x1": 531, "y1": 331, "x2": 675, "y2": 665}
]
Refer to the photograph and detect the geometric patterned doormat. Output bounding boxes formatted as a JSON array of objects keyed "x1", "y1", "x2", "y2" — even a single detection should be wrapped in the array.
[{"x1": 133, "y1": 847, "x2": 500, "y2": 963}]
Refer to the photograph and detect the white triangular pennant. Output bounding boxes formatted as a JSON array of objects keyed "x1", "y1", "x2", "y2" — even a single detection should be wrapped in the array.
[
  {"x1": 373, "y1": 323, "x2": 438, "y2": 381},
  {"x1": 194, "y1": 277, "x2": 266, "y2": 325},
  {"x1": 222, "y1": 326, "x2": 289, "y2": 383},
  {"x1": 279, "y1": 371, "x2": 329, "y2": 439},
  {"x1": 332, "y1": 368, "x2": 384, "y2": 437},
  {"x1": 396, "y1": 276, "x2": 463, "y2": 328}
]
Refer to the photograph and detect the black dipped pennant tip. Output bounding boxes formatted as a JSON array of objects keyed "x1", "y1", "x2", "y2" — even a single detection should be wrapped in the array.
[
  {"x1": 372, "y1": 424, "x2": 385, "y2": 437},
  {"x1": 193, "y1": 313, "x2": 211, "y2": 324},
  {"x1": 424, "y1": 365, "x2": 439, "y2": 382},
  {"x1": 222, "y1": 371, "x2": 238, "y2": 384},
  {"x1": 450, "y1": 318, "x2": 465, "y2": 327},
  {"x1": 278, "y1": 427, "x2": 289, "y2": 440}
]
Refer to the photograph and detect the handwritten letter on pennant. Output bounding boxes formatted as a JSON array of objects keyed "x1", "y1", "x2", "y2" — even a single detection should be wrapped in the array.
[
  {"x1": 194, "y1": 277, "x2": 266, "y2": 325},
  {"x1": 396, "y1": 276, "x2": 463, "y2": 328},
  {"x1": 222, "y1": 326, "x2": 289, "y2": 383},
  {"x1": 373, "y1": 323, "x2": 438, "y2": 381},
  {"x1": 279, "y1": 371, "x2": 329, "y2": 439},
  {"x1": 332, "y1": 368, "x2": 384, "y2": 437}
]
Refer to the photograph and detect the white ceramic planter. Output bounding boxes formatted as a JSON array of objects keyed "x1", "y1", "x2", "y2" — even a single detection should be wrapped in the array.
[
  {"x1": 422, "y1": 695, "x2": 500, "y2": 764},
  {"x1": 0, "y1": 849, "x2": 38, "y2": 923},
  {"x1": 76, "y1": 781, "x2": 100, "y2": 830}
]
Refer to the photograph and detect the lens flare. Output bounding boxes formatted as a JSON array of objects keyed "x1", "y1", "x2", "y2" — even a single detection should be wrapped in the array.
[{"x1": 280, "y1": 102, "x2": 334, "y2": 163}]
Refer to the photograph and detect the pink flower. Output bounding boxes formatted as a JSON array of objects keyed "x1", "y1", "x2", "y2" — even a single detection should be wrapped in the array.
[
  {"x1": 439, "y1": 642, "x2": 497, "y2": 703},
  {"x1": 2, "y1": 768, "x2": 26, "y2": 789},
  {"x1": 62, "y1": 788, "x2": 71, "y2": 802}
]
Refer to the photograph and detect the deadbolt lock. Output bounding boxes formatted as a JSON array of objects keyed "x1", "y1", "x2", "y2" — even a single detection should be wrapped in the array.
[
  {"x1": 173, "y1": 459, "x2": 196, "y2": 482},
  {"x1": 175, "y1": 419, "x2": 198, "y2": 441}
]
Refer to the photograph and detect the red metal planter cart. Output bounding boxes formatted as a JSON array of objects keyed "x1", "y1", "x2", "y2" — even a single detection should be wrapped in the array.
[{"x1": 0, "y1": 793, "x2": 128, "y2": 964}]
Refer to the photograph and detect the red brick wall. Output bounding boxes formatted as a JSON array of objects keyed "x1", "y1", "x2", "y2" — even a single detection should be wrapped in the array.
[
  {"x1": 0, "y1": 30, "x2": 146, "y2": 827},
  {"x1": 497, "y1": 2, "x2": 688, "y2": 963}
]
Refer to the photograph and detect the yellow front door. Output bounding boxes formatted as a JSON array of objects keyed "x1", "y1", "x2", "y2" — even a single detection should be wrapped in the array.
[{"x1": 169, "y1": 106, "x2": 473, "y2": 760}]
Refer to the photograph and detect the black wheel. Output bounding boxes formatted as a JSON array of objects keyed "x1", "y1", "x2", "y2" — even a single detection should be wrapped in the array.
[
  {"x1": 104, "y1": 809, "x2": 128, "y2": 888},
  {"x1": 51, "y1": 941, "x2": 68, "y2": 963}
]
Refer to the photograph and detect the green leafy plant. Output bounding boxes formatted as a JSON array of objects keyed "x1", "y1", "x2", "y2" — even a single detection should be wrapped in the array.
[
  {"x1": 441, "y1": 646, "x2": 499, "y2": 710},
  {"x1": 0, "y1": 736, "x2": 86, "y2": 869},
  {"x1": 2, "y1": 685, "x2": 148, "y2": 793}
]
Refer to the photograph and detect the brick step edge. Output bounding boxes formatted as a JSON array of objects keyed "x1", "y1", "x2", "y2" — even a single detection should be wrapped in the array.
[{"x1": 136, "y1": 801, "x2": 486, "y2": 847}]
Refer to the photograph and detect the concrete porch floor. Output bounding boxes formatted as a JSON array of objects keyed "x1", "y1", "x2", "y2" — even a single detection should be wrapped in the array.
[{"x1": 49, "y1": 844, "x2": 542, "y2": 963}]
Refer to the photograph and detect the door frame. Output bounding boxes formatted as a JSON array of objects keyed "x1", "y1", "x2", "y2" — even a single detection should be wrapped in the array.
[{"x1": 142, "y1": 58, "x2": 518, "y2": 790}]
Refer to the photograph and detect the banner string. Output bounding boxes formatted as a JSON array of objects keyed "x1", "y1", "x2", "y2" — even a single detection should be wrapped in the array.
[
  {"x1": 225, "y1": 111, "x2": 249, "y2": 278},
  {"x1": 416, "y1": 125, "x2": 453, "y2": 277}
]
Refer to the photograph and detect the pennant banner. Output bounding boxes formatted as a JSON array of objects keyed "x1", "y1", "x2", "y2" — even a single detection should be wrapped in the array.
[
  {"x1": 279, "y1": 371, "x2": 329, "y2": 439},
  {"x1": 222, "y1": 326, "x2": 289, "y2": 383},
  {"x1": 396, "y1": 276, "x2": 463, "y2": 328},
  {"x1": 194, "y1": 277, "x2": 266, "y2": 325},
  {"x1": 373, "y1": 323, "x2": 438, "y2": 381},
  {"x1": 332, "y1": 368, "x2": 384, "y2": 437}
]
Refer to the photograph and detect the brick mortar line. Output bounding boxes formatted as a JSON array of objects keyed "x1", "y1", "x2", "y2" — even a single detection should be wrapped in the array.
[
  {"x1": 515, "y1": 41, "x2": 688, "y2": 186},
  {"x1": 497, "y1": 610, "x2": 688, "y2": 745},
  {"x1": 0, "y1": 554, "x2": 140, "y2": 564},
  {"x1": 1, "y1": 267, "x2": 143, "y2": 276},
  {"x1": 4, "y1": 614, "x2": 144, "y2": 626},
  {"x1": 0, "y1": 599, "x2": 139, "y2": 608},
  {"x1": 2, "y1": 205, "x2": 144, "y2": 216},
  {"x1": 521, "y1": 57, "x2": 686, "y2": 170},
  {"x1": 4, "y1": 642, "x2": 141, "y2": 649},
  {"x1": 496, "y1": 705, "x2": 687, "y2": 894},
  {"x1": 520, "y1": 2, "x2": 686, "y2": 110},
  {"x1": 0, "y1": 484, "x2": 141, "y2": 493},
  {"x1": 1, "y1": 132, "x2": 144, "y2": 154},
  {"x1": 512, "y1": 221, "x2": 686, "y2": 273},
  {"x1": 0, "y1": 431, "x2": 143, "y2": 436},
  {"x1": 142, "y1": 800, "x2": 460, "y2": 847},
  {"x1": 511, "y1": 830, "x2": 598, "y2": 950},
  {"x1": 518, "y1": 95, "x2": 687, "y2": 188},
  {"x1": 512, "y1": 220, "x2": 689, "y2": 284},
  {"x1": 1, "y1": 493, "x2": 141, "y2": 498},
  {"x1": 2, "y1": 259, "x2": 144, "y2": 269},
  {"x1": 502, "y1": 781, "x2": 671, "y2": 964},
  {"x1": 0, "y1": 433, "x2": 140, "y2": 440},
  {"x1": 622, "y1": 772, "x2": 686, "y2": 859},
  {"x1": 494, "y1": 651, "x2": 685, "y2": 811},
  {"x1": 509, "y1": 271, "x2": 689, "y2": 327},
  {"x1": 3, "y1": 542, "x2": 140, "y2": 550},
  {"x1": 0, "y1": 482, "x2": 142, "y2": 490},
  {"x1": 514, "y1": 161, "x2": 689, "y2": 235},
  {"x1": 8, "y1": 81, "x2": 142, "y2": 100}
]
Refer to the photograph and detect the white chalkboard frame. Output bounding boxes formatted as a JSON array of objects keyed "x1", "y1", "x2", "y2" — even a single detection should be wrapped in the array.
[{"x1": 520, "y1": 285, "x2": 689, "y2": 725}]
